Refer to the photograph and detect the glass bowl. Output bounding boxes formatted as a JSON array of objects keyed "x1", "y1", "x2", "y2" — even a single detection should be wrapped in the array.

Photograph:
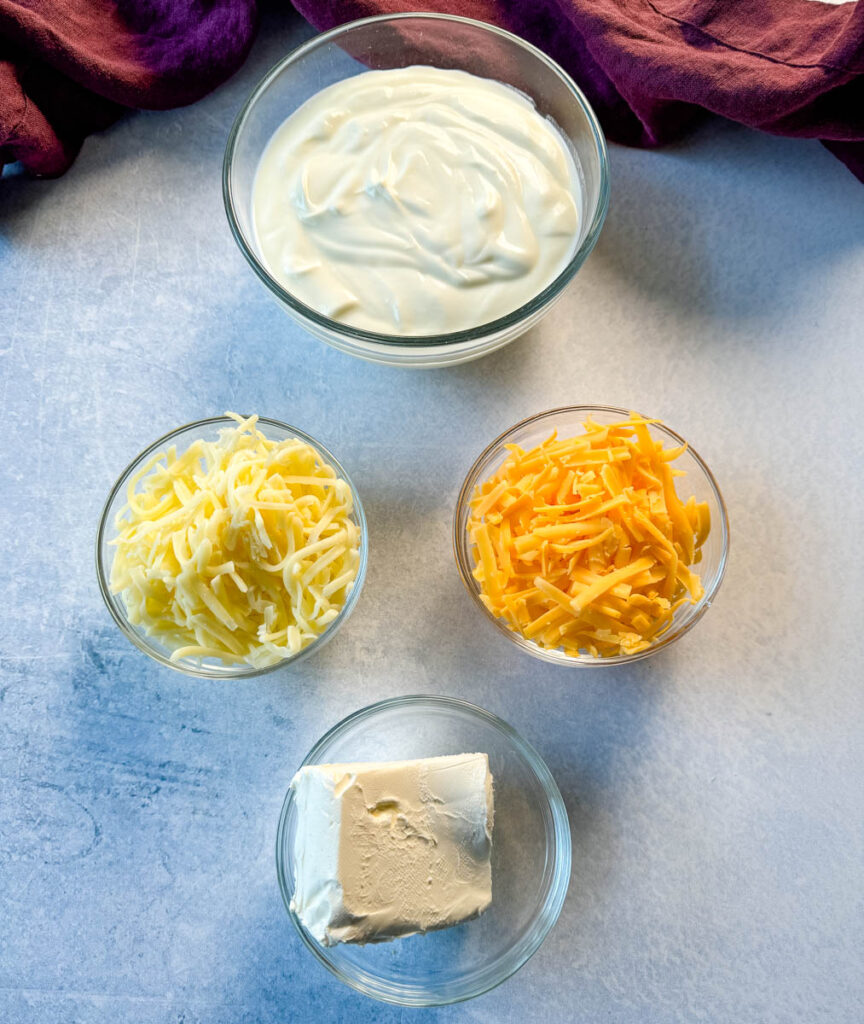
[
  {"x1": 453, "y1": 406, "x2": 730, "y2": 666},
  {"x1": 223, "y1": 13, "x2": 609, "y2": 368},
  {"x1": 96, "y1": 416, "x2": 368, "y2": 678},
  {"x1": 276, "y1": 694, "x2": 571, "y2": 1005}
]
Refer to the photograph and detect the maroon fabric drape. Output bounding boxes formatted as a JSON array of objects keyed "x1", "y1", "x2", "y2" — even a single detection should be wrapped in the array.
[
  {"x1": 1, "y1": 1, "x2": 861, "y2": 180},
  {"x1": 0, "y1": 0, "x2": 256, "y2": 176},
  {"x1": 292, "y1": 0, "x2": 864, "y2": 183}
]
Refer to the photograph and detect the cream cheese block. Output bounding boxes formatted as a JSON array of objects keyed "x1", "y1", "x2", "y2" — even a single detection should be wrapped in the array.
[{"x1": 289, "y1": 753, "x2": 494, "y2": 946}]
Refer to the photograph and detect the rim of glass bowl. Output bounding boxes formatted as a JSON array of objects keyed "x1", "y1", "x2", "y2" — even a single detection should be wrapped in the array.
[
  {"x1": 95, "y1": 415, "x2": 368, "y2": 679},
  {"x1": 275, "y1": 694, "x2": 572, "y2": 1006},
  {"x1": 222, "y1": 12, "x2": 610, "y2": 350},
  {"x1": 453, "y1": 405, "x2": 730, "y2": 667}
]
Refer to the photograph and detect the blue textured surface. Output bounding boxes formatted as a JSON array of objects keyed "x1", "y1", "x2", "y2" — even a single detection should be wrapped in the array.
[{"x1": 2, "y1": 9, "x2": 863, "y2": 1023}]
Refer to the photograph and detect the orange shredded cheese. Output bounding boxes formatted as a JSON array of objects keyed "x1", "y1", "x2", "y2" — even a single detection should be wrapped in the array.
[{"x1": 467, "y1": 413, "x2": 711, "y2": 658}]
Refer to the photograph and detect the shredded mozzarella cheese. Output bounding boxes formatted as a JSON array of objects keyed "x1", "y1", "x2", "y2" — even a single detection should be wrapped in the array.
[{"x1": 110, "y1": 413, "x2": 361, "y2": 668}]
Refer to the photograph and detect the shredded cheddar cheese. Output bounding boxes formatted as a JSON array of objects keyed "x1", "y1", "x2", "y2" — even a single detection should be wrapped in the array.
[
  {"x1": 109, "y1": 413, "x2": 361, "y2": 668},
  {"x1": 467, "y1": 413, "x2": 711, "y2": 658}
]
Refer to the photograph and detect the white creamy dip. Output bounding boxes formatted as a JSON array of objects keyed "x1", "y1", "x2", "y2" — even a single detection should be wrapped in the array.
[{"x1": 252, "y1": 66, "x2": 581, "y2": 335}]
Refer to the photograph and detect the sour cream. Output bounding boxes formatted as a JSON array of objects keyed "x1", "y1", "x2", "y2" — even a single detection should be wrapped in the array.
[{"x1": 252, "y1": 66, "x2": 582, "y2": 336}]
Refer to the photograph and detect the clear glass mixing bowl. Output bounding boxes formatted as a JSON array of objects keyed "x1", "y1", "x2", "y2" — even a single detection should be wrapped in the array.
[
  {"x1": 96, "y1": 416, "x2": 368, "y2": 678},
  {"x1": 223, "y1": 13, "x2": 609, "y2": 367},
  {"x1": 276, "y1": 695, "x2": 571, "y2": 1005},
  {"x1": 454, "y1": 406, "x2": 730, "y2": 666}
]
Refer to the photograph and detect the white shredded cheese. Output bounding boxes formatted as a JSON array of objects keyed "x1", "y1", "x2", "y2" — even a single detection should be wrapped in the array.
[{"x1": 109, "y1": 413, "x2": 362, "y2": 668}]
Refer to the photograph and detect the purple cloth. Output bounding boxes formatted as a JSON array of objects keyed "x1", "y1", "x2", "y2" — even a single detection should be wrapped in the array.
[
  {"x1": 0, "y1": 0, "x2": 256, "y2": 176},
  {"x1": 3, "y1": 1, "x2": 862, "y2": 180},
  {"x1": 293, "y1": 0, "x2": 864, "y2": 183}
]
